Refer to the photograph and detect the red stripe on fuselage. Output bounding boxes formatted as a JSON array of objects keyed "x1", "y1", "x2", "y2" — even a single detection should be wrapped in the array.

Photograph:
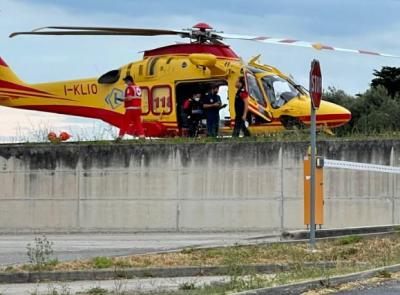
[
  {"x1": 16, "y1": 105, "x2": 124, "y2": 128},
  {"x1": 0, "y1": 80, "x2": 50, "y2": 95},
  {"x1": 298, "y1": 113, "x2": 352, "y2": 122},
  {"x1": 15, "y1": 105, "x2": 173, "y2": 137},
  {"x1": 0, "y1": 89, "x2": 75, "y2": 101}
]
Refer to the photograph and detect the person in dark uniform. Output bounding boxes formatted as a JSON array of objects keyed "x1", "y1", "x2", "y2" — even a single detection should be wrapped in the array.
[
  {"x1": 232, "y1": 76, "x2": 251, "y2": 137},
  {"x1": 183, "y1": 91, "x2": 204, "y2": 137},
  {"x1": 202, "y1": 84, "x2": 223, "y2": 137}
]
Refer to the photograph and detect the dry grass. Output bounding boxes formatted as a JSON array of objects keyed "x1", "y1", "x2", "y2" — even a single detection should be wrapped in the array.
[
  {"x1": 3, "y1": 235, "x2": 400, "y2": 295},
  {"x1": 3, "y1": 234, "x2": 400, "y2": 273},
  {"x1": 303, "y1": 271, "x2": 400, "y2": 294}
]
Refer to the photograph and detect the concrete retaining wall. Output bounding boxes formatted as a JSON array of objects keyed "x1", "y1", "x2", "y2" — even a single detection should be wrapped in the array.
[{"x1": 0, "y1": 140, "x2": 399, "y2": 233}]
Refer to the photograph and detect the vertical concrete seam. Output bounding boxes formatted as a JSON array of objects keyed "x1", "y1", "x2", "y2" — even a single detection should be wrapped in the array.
[
  {"x1": 279, "y1": 145, "x2": 284, "y2": 231},
  {"x1": 77, "y1": 161, "x2": 81, "y2": 229},
  {"x1": 176, "y1": 146, "x2": 180, "y2": 232},
  {"x1": 390, "y1": 146, "x2": 395, "y2": 224}
]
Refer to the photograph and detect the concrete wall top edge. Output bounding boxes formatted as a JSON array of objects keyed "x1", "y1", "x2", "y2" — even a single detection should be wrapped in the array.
[{"x1": 0, "y1": 139, "x2": 398, "y2": 171}]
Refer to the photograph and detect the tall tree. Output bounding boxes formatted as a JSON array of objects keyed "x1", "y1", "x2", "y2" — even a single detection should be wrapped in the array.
[{"x1": 371, "y1": 66, "x2": 400, "y2": 98}]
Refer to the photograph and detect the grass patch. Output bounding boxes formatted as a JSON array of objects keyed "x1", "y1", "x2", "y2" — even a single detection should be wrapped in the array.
[
  {"x1": 337, "y1": 235, "x2": 362, "y2": 245},
  {"x1": 178, "y1": 282, "x2": 196, "y2": 290},
  {"x1": 85, "y1": 287, "x2": 108, "y2": 294},
  {"x1": 8, "y1": 130, "x2": 400, "y2": 147},
  {"x1": 4, "y1": 234, "x2": 400, "y2": 273},
  {"x1": 139, "y1": 266, "x2": 367, "y2": 295},
  {"x1": 91, "y1": 256, "x2": 113, "y2": 269},
  {"x1": 20, "y1": 258, "x2": 60, "y2": 272},
  {"x1": 377, "y1": 269, "x2": 392, "y2": 278},
  {"x1": 4, "y1": 234, "x2": 400, "y2": 294}
]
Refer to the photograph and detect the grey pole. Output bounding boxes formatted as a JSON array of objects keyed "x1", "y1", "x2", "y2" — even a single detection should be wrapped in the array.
[{"x1": 310, "y1": 105, "x2": 316, "y2": 248}]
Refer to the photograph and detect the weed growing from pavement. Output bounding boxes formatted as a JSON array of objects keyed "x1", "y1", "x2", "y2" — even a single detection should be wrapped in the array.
[
  {"x1": 46, "y1": 282, "x2": 72, "y2": 295},
  {"x1": 178, "y1": 282, "x2": 196, "y2": 290},
  {"x1": 29, "y1": 281, "x2": 72, "y2": 295},
  {"x1": 26, "y1": 235, "x2": 58, "y2": 271},
  {"x1": 84, "y1": 287, "x2": 108, "y2": 294},
  {"x1": 111, "y1": 277, "x2": 128, "y2": 295}
]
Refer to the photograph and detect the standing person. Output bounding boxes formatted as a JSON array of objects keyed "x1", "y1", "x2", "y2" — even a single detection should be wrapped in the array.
[
  {"x1": 178, "y1": 96, "x2": 190, "y2": 137},
  {"x1": 116, "y1": 75, "x2": 145, "y2": 141},
  {"x1": 183, "y1": 91, "x2": 204, "y2": 137},
  {"x1": 232, "y1": 77, "x2": 251, "y2": 137},
  {"x1": 203, "y1": 84, "x2": 223, "y2": 137}
]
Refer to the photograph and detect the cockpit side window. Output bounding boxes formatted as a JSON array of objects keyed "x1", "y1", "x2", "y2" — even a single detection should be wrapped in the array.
[
  {"x1": 98, "y1": 69, "x2": 120, "y2": 84},
  {"x1": 245, "y1": 72, "x2": 266, "y2": 107},
  {"x1": 261, "y1": 75, "x2": 300, "y2": 108},
  {"x1": 148, "y1": 57, "x2": 160, "y2": 76}
]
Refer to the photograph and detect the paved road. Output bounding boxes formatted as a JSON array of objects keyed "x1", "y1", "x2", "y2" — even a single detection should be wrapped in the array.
[
  {"x1": 0, "y1": 275, "x2": 231, "y2": 295},
  {"x1": 0, "y1": 232, "x2": 277, "y2": 266},
  {"x1": 333, "y1": 280, "x2": 400, "y2": 295}
]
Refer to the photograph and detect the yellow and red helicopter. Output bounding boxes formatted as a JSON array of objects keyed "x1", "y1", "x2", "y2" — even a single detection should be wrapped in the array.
[{"x1": 1, "y1": 23, "x2": 398, "y2": 137}]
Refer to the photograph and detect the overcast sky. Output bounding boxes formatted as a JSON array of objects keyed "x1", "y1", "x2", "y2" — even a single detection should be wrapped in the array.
[{"x1": 0, "y1": 0, "x2": 399, "y2": 141}]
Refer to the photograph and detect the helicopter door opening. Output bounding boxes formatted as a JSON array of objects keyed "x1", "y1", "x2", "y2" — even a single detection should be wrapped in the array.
[{"x1": 175, "y1": 80, "x2": 229, "y2": 131}]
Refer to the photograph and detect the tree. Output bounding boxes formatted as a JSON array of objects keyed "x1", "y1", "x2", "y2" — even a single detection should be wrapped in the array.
[
  {"x1": 371, "y1": 66, "x2": 400, "y2": 98},
  {"x1": 323, "y1": 86, "x2": 400, "y2": 135}
]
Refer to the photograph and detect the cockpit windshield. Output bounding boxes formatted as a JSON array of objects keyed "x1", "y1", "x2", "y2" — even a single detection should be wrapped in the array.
[
  {"x1": 245, "y1": 72, "x2": 265, "y2": 106},
  {"x1": 261, "y1": 75, "x2": 300, "y2": 108}
]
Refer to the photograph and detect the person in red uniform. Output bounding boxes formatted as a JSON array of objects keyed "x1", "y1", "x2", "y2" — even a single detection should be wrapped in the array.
[
  {"x1": 116, "y1": 75, "x2": 145, "y2": 141},
  {"x1": 232, "y1": 76, "x2": 251, "y2": 137}
]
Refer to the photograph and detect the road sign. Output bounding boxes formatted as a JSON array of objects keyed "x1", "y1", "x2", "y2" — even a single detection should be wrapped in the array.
[
  {"x1": 309, "y1": 59, "x2": 322, "y2": 249},
  {"x1": 309, "y1": 59, "x2": 322, "y2": 109}
]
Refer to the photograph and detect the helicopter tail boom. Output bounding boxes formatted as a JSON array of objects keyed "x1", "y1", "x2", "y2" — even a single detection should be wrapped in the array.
[{"x1": 0, "y1": 57, "x2": 23, "y2": 85}]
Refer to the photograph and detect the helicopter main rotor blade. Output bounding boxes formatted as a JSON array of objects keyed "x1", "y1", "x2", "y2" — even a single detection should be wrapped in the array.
[
  {"x1": 217, "y1": 33, "x2": 400, "y2": 58},
  {"x1": 10, "y1": 26, "x2": 188, "y2": 38},
  {"x1": 10, "y1": 25, "x2": 399, "y2": 59}
]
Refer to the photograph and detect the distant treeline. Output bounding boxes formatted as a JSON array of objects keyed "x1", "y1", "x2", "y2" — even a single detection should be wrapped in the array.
[{"x1": 323, "y1": 66, "x2": 400, "y2": 136}]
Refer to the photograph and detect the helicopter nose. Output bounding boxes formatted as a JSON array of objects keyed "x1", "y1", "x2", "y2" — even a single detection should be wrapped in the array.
[{"x1": 317, "y1": 100, "x2": 351, "y2": 128}]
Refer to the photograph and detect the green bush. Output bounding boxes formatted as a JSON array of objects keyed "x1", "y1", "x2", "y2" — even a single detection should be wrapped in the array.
[
  {"x1": 324, "y1": 86, "x2": 400, "y2": 136},
  {"x1": 91, "y1": 256, "x2": 113, "y2": 269}
]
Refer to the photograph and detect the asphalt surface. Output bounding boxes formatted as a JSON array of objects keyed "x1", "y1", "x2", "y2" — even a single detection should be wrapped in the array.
[
  {"x1": 0, "y1": 275, "x2": 232, "y2": 295},
  {"x1": 0, "y1": 232, "x2": 277, "y2": 266},
  {"x1": 334, "y1": 280, "x2": 400, "y2": 294}
]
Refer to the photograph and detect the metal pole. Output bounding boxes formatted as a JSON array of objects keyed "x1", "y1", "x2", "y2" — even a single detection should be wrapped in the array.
[{"x1": 310, "y1": 106, "x2": 316, "y2": 248}]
